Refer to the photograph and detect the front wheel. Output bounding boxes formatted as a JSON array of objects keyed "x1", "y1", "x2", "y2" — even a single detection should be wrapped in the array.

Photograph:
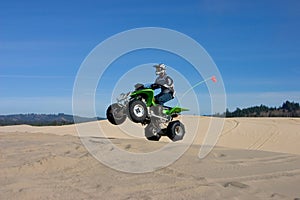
[
  {"x1": 106, "y1": 103, "x2": 127, "y2": 125},
  {"x1": 167, "y1": 120, "x2": 185, "y2": 141},
  {"x1": 128, "y1": 100, "x2": 148, "y2": 123}
]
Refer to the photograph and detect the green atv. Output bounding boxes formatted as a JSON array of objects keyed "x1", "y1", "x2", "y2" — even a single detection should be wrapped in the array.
[{"x1": 106, "y1": 83, "x2": 189, "y2": 141}]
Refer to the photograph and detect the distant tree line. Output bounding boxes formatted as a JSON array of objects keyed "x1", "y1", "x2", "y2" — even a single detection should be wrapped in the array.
[
  {"x1": 222, "y1": 101, "x2": 300, "y2": 117},
  {"x1": 0, "y1": 113, "x2": 105, "y2": 126}
]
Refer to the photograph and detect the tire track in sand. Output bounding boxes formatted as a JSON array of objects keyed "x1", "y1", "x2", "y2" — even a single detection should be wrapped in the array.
[
  {"x1": 247, "y1": 120, "x2": 279, "y2": 151},
  {"x1": 220, "y1": 119, "x2": 240, "y2": 137}
]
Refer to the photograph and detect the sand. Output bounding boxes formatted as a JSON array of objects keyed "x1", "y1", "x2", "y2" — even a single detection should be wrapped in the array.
[{"x1": 1, "y1": 117, "x2": 300, "y2": 199}]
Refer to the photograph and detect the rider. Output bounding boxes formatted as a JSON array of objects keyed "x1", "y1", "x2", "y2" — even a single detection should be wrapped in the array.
[{"x1": 151, "y1": 63, "x2": 175, "y2": 106}]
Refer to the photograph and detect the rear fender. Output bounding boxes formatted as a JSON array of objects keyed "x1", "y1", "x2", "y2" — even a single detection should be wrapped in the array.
[{"x1": 164, "y1": 106, "x2": 189, "y2": 115}]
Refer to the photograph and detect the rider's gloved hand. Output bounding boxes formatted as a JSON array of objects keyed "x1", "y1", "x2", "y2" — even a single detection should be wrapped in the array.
[{"x1": 151, "y1": 83, "x2": 160, "y2": 89}]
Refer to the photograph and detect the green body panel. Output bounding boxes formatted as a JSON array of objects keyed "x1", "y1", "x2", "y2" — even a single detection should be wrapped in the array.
[
  {"x1": 164, "y1": 106, "x2": 189, "y2": 115},
  {"x1": 130, "y1": 89, "x2": 156, "y2": 107},
  {"x1": 130, "y1": 89, "x2": 189, "y2": 115}
]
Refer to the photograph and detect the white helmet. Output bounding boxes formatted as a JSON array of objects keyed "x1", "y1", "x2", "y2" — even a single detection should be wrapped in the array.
[{"x1": 153, "y1": 63, "x2": 166, "y2": 76}]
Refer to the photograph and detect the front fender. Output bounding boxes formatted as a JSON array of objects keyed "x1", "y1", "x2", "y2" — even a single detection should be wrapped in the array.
[{"x1": 130, "y1": 89, "x2": 156, "y2": 107}]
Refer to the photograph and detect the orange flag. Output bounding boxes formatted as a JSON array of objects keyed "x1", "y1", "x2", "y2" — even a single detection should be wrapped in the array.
[{"x1": 211, "y1": 76, "x2": 217, "y2": 83}]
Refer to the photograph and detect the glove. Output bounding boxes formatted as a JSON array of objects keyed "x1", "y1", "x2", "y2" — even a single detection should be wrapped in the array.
[{"x1": 151, "y1": 83, "x2": 160, "y2": 89}]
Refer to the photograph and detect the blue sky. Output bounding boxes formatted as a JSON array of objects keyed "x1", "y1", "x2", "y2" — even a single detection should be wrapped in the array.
[{"x1": 1, "y1": 0, "x2": 299, "y2": 116}]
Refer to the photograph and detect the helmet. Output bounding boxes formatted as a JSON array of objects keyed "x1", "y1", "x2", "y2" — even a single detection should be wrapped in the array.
[{"x1": 153, "y1": 63, "x2": 166, "y2": 76}]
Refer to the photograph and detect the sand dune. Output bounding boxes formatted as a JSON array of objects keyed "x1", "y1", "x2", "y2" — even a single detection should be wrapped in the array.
[
  {"x1": 219, "y1": 118, "x2": 300, "y2": 155},
  {"x1": 1, "y1": 117, "x2": 299, "y2": 154},
  {"x1": 1, "y1": 117, "x2": 300, "y2": 199}
]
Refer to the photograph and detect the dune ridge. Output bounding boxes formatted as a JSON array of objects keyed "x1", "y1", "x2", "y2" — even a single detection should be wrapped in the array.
[{"x1": 1, "y1": 117, "x2": 299, "y2": 155}]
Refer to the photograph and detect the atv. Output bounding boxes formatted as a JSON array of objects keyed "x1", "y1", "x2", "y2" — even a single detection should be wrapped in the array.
[{"x1": 106, "y1": 83, "x2": 189, "y2": 141}]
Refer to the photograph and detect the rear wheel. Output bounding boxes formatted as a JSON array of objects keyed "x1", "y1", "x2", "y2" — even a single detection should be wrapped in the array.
[
  {"x1": 145, "y1": 123, "x2": 161, "y2": 141},
  {"x1": 106, "y1": 103, "x2": 127, "y2": 125},
  {"x1": 167, "y1": 120, "x2": 185, "y2": 141},
  {"x1": 128, "y1": 99, "x2": 148, "y2": 123}
]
